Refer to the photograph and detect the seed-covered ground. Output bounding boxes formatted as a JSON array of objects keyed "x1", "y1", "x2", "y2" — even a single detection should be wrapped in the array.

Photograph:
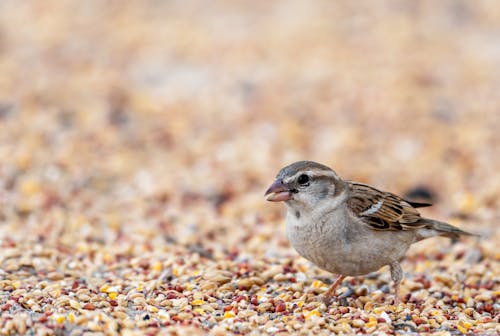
[{"x1": 0, "y1": 1, "x2": 499, "y2": 335}]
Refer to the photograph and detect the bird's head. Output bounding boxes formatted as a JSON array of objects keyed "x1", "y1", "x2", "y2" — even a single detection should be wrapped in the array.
[{"x1": 265, "y1": 161, "x2": 347, "y2": 213}]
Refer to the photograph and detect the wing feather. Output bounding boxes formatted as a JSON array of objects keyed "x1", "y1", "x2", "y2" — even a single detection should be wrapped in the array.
[{"x1": 347, "y1": 182, "x2": 427, "y2": 231}]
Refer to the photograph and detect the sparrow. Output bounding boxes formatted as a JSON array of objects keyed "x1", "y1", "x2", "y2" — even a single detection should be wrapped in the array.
[{"x1": 265, "y1": 161, "x2": 476, "y2": 305}]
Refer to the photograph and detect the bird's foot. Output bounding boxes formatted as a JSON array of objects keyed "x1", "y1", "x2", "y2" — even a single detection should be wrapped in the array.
[
  {"x1": 321, "y1": 294, "x2": 335, "y2": 306},
  {"x1": 321, "y1": 285, "x2": 354, "y2": 306}
]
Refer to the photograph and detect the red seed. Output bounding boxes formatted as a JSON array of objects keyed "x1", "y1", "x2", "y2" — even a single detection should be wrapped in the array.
[
  {"x1": 234, "y1": 295, "x2": 247, "y2": 302},
  {"x1": 413, "y1": 317, "x2": 425, "y2": 325},
  {"x1": 275, "y1": 302, "x2": 286, "y2": 313},
  {"x1": 339, "y1": 307, "x2": 349, "y2": 314},
  {"x1": 166, "y1": 292, "x2": 177, "y2": 299},
  {"x1": 1, "y1": 303, "x2": 11, "y2": 311},
  {"x1": 250, "y1": 295, "x2": 258, "y2": 305},
  {"x1": 223, "y1": 306, "x2": 232, "y2": 312},
  {"x1": 83, "y1": 303, "x2": 95, "y2": 310}
]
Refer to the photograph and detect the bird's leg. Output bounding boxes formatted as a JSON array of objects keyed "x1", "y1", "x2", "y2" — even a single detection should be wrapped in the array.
[
  {"x1": 322, "y1": 274, "x2": 345, "y2": 305},
  {"x1": 390, "y1": 261, "x2": 402, "y2": 305}
]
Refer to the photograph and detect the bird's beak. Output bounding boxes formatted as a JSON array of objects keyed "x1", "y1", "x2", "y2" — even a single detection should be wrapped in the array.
[{"x1": 265, "y1": 180, "x2": 292, "y2": 202}]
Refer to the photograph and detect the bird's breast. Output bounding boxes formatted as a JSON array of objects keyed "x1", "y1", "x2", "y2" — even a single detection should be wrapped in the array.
[{"x1": 285, "y1": 209, "x2": 411, "y2": 275}]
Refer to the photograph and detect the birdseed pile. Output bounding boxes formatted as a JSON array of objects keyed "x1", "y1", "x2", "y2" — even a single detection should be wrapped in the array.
[{"x1": 0, "y1": 1, "x2": 499, "y2": 335}]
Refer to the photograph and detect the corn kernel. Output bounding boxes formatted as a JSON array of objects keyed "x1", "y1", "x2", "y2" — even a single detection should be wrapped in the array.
[
  {"x1": 458, "y1": 320, "x2": 473, "y2": 331},
  {"x1": 15, "y1": 153, "x2": 31, "y2": 170},
  {"x1": 108, "y1": 292, "x2": 118, "y2": 300},
  {"x1": 365, "y1": 316, "x2": 378, "y2": 328},
  {"x1": 191, "y1": 299, "x2": 205, "y2": 306},
  {"x1": 100, "y1": 285, "x2": 109, "y2": 293},
  {"x1": 53, "y1": 314, "x2": 65, "y2": 324},
  {"x1": 304, "y1": 310, "x2": 321, "y2": 319},
  {"x1": 194, "y1": 308, "x2": 205, "y2": 315},
  {"x1": 152, "y1": 261, "x2": 163, "y2": 272},
  {"x1": 223, "y1": 311, "x2": 235, "y2": 319},
  {"x1": 68, "y1": 313, "x2": 75, "y2": 323},
  {"x1": 311, "y1": 280, "x2": 326, "y2": 288},
  {"x1": 20, "y1": 178, "x2": 40, "y2": 195},
  {"x1": 459, "y1": 193, "x2": 476, "y2": 212}
]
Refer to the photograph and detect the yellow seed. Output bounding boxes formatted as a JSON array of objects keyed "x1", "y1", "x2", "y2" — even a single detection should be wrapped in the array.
[
  {"x1": 20, "y1": 178, "x2": 41, "y2": 195},
  {"x1": 185, "y1": 284, "x2": 194, "y2": 291},
  {"x1": 100, "y1": 285, "x2": 109, "y2": 293},
  {"x1": 191, "y1": 299, "x2": 205, "y2": 306},
  {"x1": 148, "y1": 306, "x2": 158, "y2": 313},
  {"x1": 15, "y1": 153, "x2": 31, "y2": 170},
  {"x1": 108, "y1": 292, "x2": 118, "y2": 300},
  {"x1": 173, "y1": 267, "x2": 180, "y2": 277},
  {"x1": 305, "y1": 310, "x2": 321, "y2": 319},
  {"x1": 68, "y1": 313, "x2": 75, "y2": 323},
  {"x1": 458, "y1": 320, "x2": 473, "y2": 331},
  {"x1": 223, "y1": 311, "x2": 235, "y2": 319},
  {"x1": 193, "y1": 308, "x2": 205, "y2": 315},
  {"x1": 12, "y1": 281, "x2": 21, "y2": 290},
  {"x1": 459, "y1": 193, "x2": 476, "y2": 212},
  {"x1": 136, "y1": 283, "x2": 144, "y2": 291},
  {"x1": 53, "y1": 314, "x2": 65, "y2": 324},
  {"x1": 365, "y1": 316, "x2": 378, "y2": 328},
  {"x1": 102, "y1": 253, "x2": 113, "y2": 263},
  {"x1": 152, "y1": 262, "x2": 163, "y2": 272},
  {"x1": 69, "y1": 300, "x2": 81, "y2": 309},
  {"x1": 415, "y1": 260, "x2": 432, "y2": 273},
  {"x1": 457, "y1": 324, "x2": 467, "y2": 334},
  {"x1": 296, "y1": 301, "x2": 304, "y2": 308},
  {"x1": 106, "y1": 214, "x2": 120, "y2": 230},
  {"x1": 311, "y1": 280, "x2": 326, "y2": 288}
]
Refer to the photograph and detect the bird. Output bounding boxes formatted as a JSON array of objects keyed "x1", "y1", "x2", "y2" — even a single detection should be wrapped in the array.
[{"x1": 264, "y1": 161, "x2": 476, "y2": 305}]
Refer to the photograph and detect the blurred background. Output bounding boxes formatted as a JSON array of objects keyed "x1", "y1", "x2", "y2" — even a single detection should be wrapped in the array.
[{"x1": 0, "y1": 0, "x2": 498, "y2": 256}]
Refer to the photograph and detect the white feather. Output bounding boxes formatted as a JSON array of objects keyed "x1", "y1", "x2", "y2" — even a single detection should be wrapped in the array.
[{"x1": 360, "y1": 200, "x2": 384, "y2": 216}]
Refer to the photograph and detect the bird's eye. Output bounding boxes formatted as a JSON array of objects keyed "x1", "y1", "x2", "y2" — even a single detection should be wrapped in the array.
[{"x1": 297, "y1": 174, "x2": 310, "y2": 186}]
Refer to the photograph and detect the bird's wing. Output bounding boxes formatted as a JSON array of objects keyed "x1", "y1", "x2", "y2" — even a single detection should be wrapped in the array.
[{"x1": 346, "y1": 182, "x2": 427, "y2": 231}]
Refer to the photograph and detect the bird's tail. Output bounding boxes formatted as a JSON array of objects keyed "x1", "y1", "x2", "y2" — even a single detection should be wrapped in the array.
[{"x1": 419, "y1": 219, "x2": 478, "y2": 242}]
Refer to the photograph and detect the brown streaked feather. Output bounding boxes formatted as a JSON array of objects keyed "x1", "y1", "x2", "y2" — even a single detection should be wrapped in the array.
[
  {"x1": 347, "y1": 182, "x2": 427, "y2": 231},
  {"x1": 405, "y1": 200, "x2": 432, "y2": 208}
]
